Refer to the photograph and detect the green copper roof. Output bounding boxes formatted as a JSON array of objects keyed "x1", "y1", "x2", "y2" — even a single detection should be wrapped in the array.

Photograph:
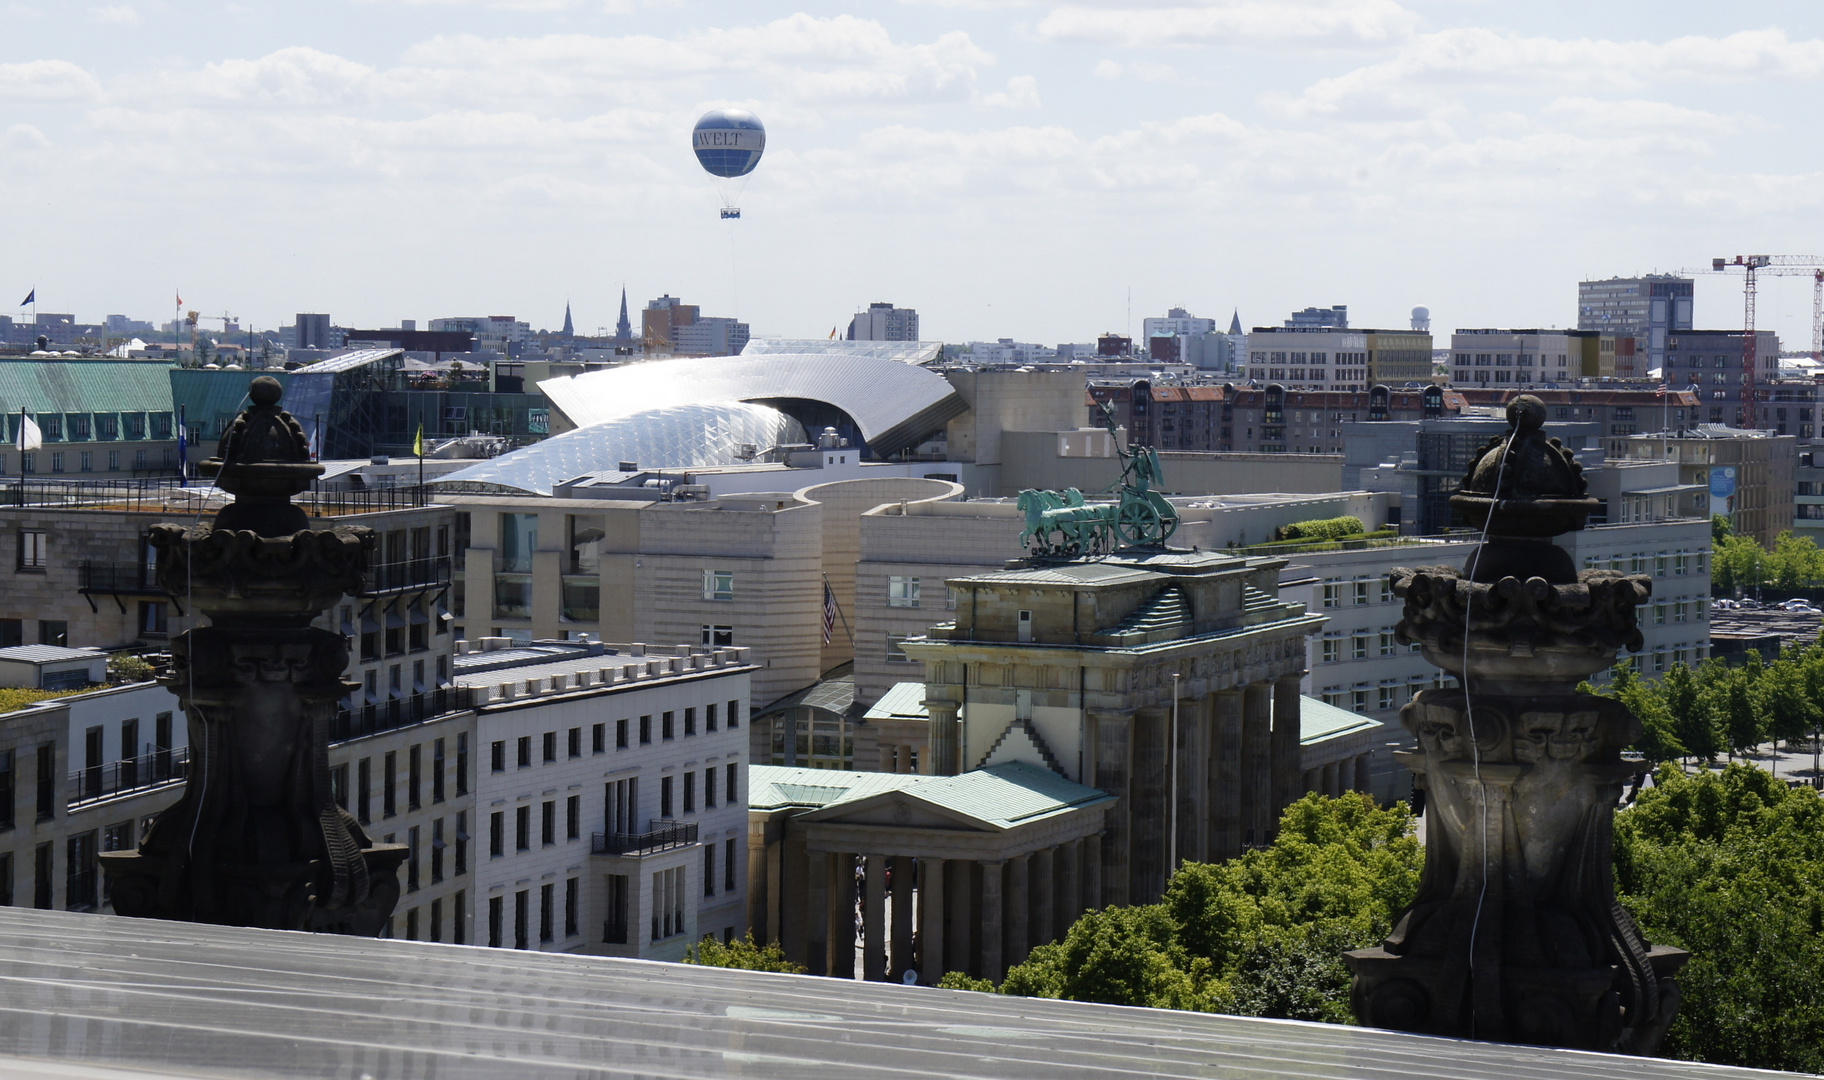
[
  {"x1": 751, "y1": 760, "x2": 1112, "y2": 830},
  {"x1": 0, "y1": 359, "x2": 176, "y2": 415},
  {"x1": 1301, "y1": 694, "x2": 1387, "y2": 744}
]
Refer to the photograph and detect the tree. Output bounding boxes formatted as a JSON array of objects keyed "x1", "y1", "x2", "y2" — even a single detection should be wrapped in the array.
[
  {"x1": 1615, "y1": 765, "x2": 1824, "y2": 1073},
  {"x1": 682, "y1": 933, "x2": 806, "y2": 974},
  {"x1": 1753, "y1": 652, "x2": 1818, "y2": 772},
  {"x1": 1661, "y1": 662, "x2": 1718, "y2": 765},
  {"x1": 1713, "y1": 513, "x2": 1735, "y2": 544},
  {"x1": 1600, "y1": 660, "x2": 1683, "y2": 764},
  {"x1": 1712, "y1": 535, "x2": 1767, "y2": 596},
  {"x1": 1699, "y1": 655, "x2": 1765, "y2": 761},
  {"x1": 1766, "y1": 531, "x2": 1824, "y2": 592},
  {"x1": 993, "y1": 794, "x2": 1421, "y2": 1023}
]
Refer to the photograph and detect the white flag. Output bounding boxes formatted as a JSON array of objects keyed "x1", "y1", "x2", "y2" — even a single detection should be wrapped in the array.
[{"x1": 16, "y1": 416, "x2": 41, "y2": 452}]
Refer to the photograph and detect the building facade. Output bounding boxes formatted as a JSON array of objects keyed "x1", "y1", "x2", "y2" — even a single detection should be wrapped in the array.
[
  {"x1": 1662, "y1": 330, "x2": 1783, "y2": 429},
  {"x1": 1446, "y1": 329, "x2": 1620, "y2": 387},
  {"x1": 455, "y1": 638, "x2": 753, "y2": 959},
  {"x1": 1577, "y1": 275, "x2": 1693, "y2": 372},
  {"x1": 847, "y1": 303, "x2": 919, "y2": 342}
]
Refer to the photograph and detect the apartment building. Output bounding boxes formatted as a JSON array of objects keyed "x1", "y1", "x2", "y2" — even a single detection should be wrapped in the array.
[
  {"x1": 0, "y1": 486, "x2": 457, "y2": 722},
  {"x1": 1446, "y1": 329, "x2": 1621, "y2": 387},
  {"x1": 1662, "y1": 330, "x2": 1782, "y2": 429},
  {"x1": 454, "y1": 638, "x2": 754, "y2": 960},
  {"x1": 1242, "y1": 327, "x2": 1433, "y2": 391},
  {"x1": 1086, "y1": 382, "x2": 1453, "y2": 456},
  {"x1": 0, "y1": 683, "x2": 186, "y2": 914},
  {"x1": 0, "y1": 359, "x2": 182, "y2": 480},
  {"x1": 1578, "y1": 275, "x2": 1692, "y2": 373},
  {"x1": 1623, "y1": 430, "x2": 1795, "y2": 547},
  {"x1": 1450, "y1": 388, "x2": 1702, "y2": 458}
]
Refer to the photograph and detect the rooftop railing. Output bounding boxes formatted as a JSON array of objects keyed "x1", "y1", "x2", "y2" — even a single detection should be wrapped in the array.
[
  {"x1": 68, "y1": 747, "x2": 189, "y2": 808},
  {"x1": 591, "y1": 820, "x2": 697, "y2": 856},
  {"x1": 0, "y1": 478, "x2": 434, "y2": 516},
  {"x1": 360, "y1": 556, "x2": 452, "y2": 597}
]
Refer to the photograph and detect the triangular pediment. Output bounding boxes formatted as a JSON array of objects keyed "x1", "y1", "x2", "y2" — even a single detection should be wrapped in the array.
[{"x1": 799, "y1": 789, "x2": 1002, "y2": 832}]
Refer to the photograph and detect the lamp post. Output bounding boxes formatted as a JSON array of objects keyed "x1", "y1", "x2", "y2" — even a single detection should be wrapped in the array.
[{"x1": 1168, "y1": 671, "x2": 1181, "y2": 888}]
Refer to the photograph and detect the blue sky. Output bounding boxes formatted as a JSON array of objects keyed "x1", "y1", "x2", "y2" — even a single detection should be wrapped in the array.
[{"x1": 6, "y1": 0, "x2": 1824, "y2": 346}]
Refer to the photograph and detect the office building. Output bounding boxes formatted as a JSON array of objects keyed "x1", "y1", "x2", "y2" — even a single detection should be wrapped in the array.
[
  {"x1": 1623, "y1": 430, "x2": 1796, "y2": 547},
  {"x1": 1286, "y1": 305, "x2": 1348, "y2": 329},
  {"x1": 672, "y1": 316, "x2": 750, "y2": 358},
  {"x1": 1662, "y1": 329, "x2": 1783, "y2": 429},
  {"x1": 1447, "y1": 329, "x2": 1621, "y2": 388},
  {"x1": 847, "y1": 302, "x2": 919, "y2": 342},
  {"x1": 454, "y1": 638, "x2": 755, "y2": 959},
  {"x1": 0, "y1": 360, "x2": 181, "y2": 480},
  {"x1": 640, "y1": 296, "x2": 699, "y2": 353},
  {"x1": 1244, "y1": 327, "x2": 1433, "y2": 391},
  {"x1": 1578, "y1": 275, "x2": 1693, "y2": 372}
]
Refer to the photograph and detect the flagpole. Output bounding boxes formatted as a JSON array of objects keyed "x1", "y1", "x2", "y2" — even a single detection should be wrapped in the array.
[{"x1": 16, "y1": 407, "x2": 23, "y2": 507}]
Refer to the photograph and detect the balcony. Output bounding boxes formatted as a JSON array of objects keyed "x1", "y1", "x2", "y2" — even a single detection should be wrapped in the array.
[
  {"x1": 68, "y1": 747, "x2": 189, "y2": 808},
  {"x1": 591, "y1": 820, "x2": 698, "y2": 856},
  {"x1": 330, "y1": 688, "x2": 455, "y2": 743},
  {"x1": 78, "y1": 562, "x2": 166, "y2": 597},
  {"x1": 359, "y1": 556, "x2": 452, "y2": 597}
]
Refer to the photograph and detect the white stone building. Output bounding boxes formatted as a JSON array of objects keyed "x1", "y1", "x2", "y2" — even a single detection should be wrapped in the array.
[{"x1": 455, "y1": 638, "x2": 754, "y2": 960}]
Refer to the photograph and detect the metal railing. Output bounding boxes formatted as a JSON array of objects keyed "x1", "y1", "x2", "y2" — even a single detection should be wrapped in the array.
[
  {"x1": 331, "y1": 688, "x2": 454, "y2": 743},
  {"x1": 69, "y1": 747, "x2": 189, "y2": 807},
  {"x1": 360, "y1": 556, "x2": 452, "y2": 596},
  {"x1": 77, "y1": 561, "x2": 165, "y2": 595},
  {"x1": 0, "y1": 477, "x2": 434, "y2": 516},
  {"x1": 591, "y1": 820, "x2": 698, "y2": 856}
]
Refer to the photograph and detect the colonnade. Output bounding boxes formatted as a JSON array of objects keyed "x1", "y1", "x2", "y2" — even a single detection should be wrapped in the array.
[
  {"x1": 1089, "y1": 673, "x2": 1305, "y2": 906},
  {"x1": 1303, "y1": 753, "x2": 1373, "y2": 798},
  {"x1": 797, "y1": 834, "x2": 1103, "y2": 984}
]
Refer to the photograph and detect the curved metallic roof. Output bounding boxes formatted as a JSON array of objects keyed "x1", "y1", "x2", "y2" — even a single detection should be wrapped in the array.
[
  {"x1": 537, "y1": 353, "x2": 964, "y2": 456},
  {"x1": 429, "y1": 401, "x2": 805, "y2": 496}
]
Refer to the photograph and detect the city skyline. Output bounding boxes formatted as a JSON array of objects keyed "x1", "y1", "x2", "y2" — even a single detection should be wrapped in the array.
[{"x1": 6, "y1": 1, "x2": 1824, "y2": 345}]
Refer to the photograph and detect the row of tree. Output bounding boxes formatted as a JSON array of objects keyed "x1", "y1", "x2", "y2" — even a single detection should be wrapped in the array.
[
  {"x1": 1711, "y1": 514, "x2": 1824, "y2": 595},
  {"x1": 1597, "y1": 649, "x2": 1824, "y2": 773}
]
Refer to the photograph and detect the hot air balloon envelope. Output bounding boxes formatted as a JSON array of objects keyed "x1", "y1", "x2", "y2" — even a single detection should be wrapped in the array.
[{"x1": 693, "y1": 109, "x2": 766, "y2": 179}]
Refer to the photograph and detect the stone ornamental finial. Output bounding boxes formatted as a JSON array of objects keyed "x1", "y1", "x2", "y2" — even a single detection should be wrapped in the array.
[
  {"x1": 101, "y1": 379, "x2": 403, "y2": 934},
  {"x1": 1344, "y1": 397, "x2": 1686, "y2": 1054}
]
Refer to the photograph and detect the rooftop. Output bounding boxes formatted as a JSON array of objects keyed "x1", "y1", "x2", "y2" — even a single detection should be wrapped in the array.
[
  {"x1": 753, "y1": 760, "x2": 1113, "y2": 829},
  {"x1": 0, "y1": 906, "x2": 1781, "y2": 1080}
]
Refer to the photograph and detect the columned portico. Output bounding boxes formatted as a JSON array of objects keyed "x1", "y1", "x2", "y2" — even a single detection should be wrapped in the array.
[
  {"x1": 1241, "y1": 682, "x2": 1273, "y2": 850},
  {"x1": 1270, "y1": 675, "x2": 1304, "y2": 838},
  {"x1": 1210, "y1": 689, "x2": 1243, "y2": 862}
]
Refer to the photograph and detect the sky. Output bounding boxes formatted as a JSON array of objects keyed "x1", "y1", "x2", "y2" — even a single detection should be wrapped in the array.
[{"x1": 7, "y1": 0, "x2": 1824, "y2": 347}]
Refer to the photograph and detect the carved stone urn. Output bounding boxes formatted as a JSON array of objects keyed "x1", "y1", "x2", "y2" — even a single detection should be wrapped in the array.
[
  {"x1": 1343, "y1": 395, "x2": 1687, "y2": 1054},
  {"x1": 101, "y1": 377, "x2": 404, "y2": 934}
]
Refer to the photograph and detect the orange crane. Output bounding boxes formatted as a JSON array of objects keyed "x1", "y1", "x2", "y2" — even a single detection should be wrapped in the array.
[{"x1": 1708, "y1": 255, "x2": 1824, "y2": 429}]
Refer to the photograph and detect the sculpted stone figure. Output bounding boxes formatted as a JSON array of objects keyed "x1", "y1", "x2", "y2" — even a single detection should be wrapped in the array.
[
  {"x1": 101, "y1": 377, "x2": 404, "y2": 934},
  {"x1": 1344, "y1": 396, "x2": 1686, "y2": 1053}
]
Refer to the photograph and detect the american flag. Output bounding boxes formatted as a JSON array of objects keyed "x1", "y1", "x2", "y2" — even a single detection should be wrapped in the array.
[{"x1": 822, "y1": 580, "x2": 838, "y2": 645}]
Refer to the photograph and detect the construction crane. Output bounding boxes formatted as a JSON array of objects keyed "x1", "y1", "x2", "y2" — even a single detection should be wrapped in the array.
[{"x1": 1701, "y1": 256, "x2": 1824, "y2": 429}]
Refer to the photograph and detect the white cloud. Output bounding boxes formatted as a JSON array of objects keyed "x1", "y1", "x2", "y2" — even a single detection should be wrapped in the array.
[
  {"x1": 4, "y1": 123, "x2": 50, "y2": 149},
  {"x1": 1092, "y1": 59, "x2": 1178, "y2": 82},
  {"x1": 0, "y1": 60, "x2": 104, "y2": 104},
  {"x1": 88, "y1": 4, "x2": 140, "y2": 23},
  {"x1": 1037, "y1": 0, "x2": 1420, "y2": 49},
  {"x1": 1281, "y1": 28, "x2": 1824, "y2": 119},
  {"x1": 1546, "y1": 97, "x2": 1744, "y2": 139},
  {"x1": 978, "y1": 74, "x2": 1041, "y2": 109}
]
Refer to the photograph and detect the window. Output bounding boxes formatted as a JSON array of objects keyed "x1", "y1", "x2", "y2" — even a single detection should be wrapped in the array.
[
  {"x1": 726, "y1": 762, "x2": 737, "y2": 805},
  {"x1": 357, "y1": 758, "x2": 371, "y2": 824},
  {"x1": 489, "y1": 811, "x2": 503, "y2": 858},
  {"x1": 66, "y1": 832, "x2": 97, "y2": 912},
  {"x1": 617, "y1": 718, "x2": 629, "y2": 749},
  {"x1": 488, "y1": 895, "x2": 503, "y2": 948},
  {"x1": 726, "y1": 837, "x2": 737, "y2": 893},
  {"x1": 684, "y1": 708, "x2": 696, "y2": 737},
  {"x1": 408, "y1": 745, "x2": 422, "y2": 810},
  {"x1": 455, "y1": 811, "x2": 468, "y2": 875},
  {"x1": 662, "y1": 711, "x2": 675, "y2": 740},
  {"x1": 701, "y1": 625, "x2": 733, "y2": 648},
  {"x1": 79, "y1": 451, "x2": 92, "y2": 473},
  {"x1": 538, "y1": 882, "x2": 555, "y2": 943},
  {"x1": 886, "y1": 635, "x2": 914, "y2": 663},
  {"x1": 330, "y1": 764, "x2": 348, "y2": 810},
  {"x1": 541, "y1": 800, "x2": 555, "y2": 846},
  {"x1": 567, "y1": 727, "x2": 582, "y2": 758},
  {"x1": 660, "y1": 775, "x2": 674, "y2": 819},
  {"x1": 639, "y1": 716, "x2": 652, "y2": 745},
  {"x1": 517, "y1": 736, "x2": 531, "y2": 769},
  {"x1": 1352, "y1": 634, "x2": 1368, "y2": 660},
  {"x1": 432, "y1": 739, "x2": 446, "y2": 803},
  {"x1": 1352, "y1": 581, "x2": 1369, "y2": 605},
  {"x1": 1321, "y1": 638, "x2": 1339, "y2": 664},
  {"x1": 706, "y1": 704, "x2": 718, "y2": 732},
  {"x1": 566, "y1": 795, "x2": 580, "y2": 840},
  {"x1": 702, "y1": 569, "x2": 734, "y2": 601},
  {"x1": 592, "y1": 723, "x2": 606, "y2": 754},
  {"x1": 138, "y1": 601, "x2": 168, "y2": 636},
  {"x1": 1379, "y1": 630, "x2": 1397, "y2": 657},
  {"x1": 565, "y1": 877, "x2": 579, "y2": 938},
  {"x1": 704, "y1": 844, "x2": 716, "y2": 897},
  {"x1": 407, "y1": 826, "x2": 420, "y2": 892},
  {"x1": 651, "y1": 867, "x2": 684, "y2": 940},
  {"x1": 728, "y1": 700, "x2": 740, "y2": 728},
  {"x1": 0, "y1": 750, "x2": 15, "y2": 831},
  {"x1": 17, "y1": 530, "x2": 46, "y2": 572},
  {"x1": 604, "y1": 875, "x2": 630, "y2": 944},
  {"x1": 430, "y1": 819, "x2": 445, "y2": 884},
  {"x1": 383, "y1": 752, "x2": 397, "y2": 817},
  {"x1": 429, "y1": 898, "x2": 442, "y2": 943},
  {"x1": 516, "y1": 805, "x2": 531, "y2": 851},
  {"x1": 33, "y1": 842, "x2": 51, "y2": 909},
  {"x1": 491, "y1": 740, "x2": 505, "y2": 773},
  {"x1": 542, "y1": 731, "x2": 557, "y2": 763},
  {"x1": 515, "y1": 890, "x2": 529, "y2": 949},
  {"x1": 703, "y1": 767, "x2": 717, "y2": 809},
  {"x1": 50, "y1": 452, "x2": 62, "y2": 473},
  {"x1": 684, "y1": 772, "x2": 696, "y2": 813},
  {"x1": 888, "y1": 576, "x2": 921, "y2": 608}
]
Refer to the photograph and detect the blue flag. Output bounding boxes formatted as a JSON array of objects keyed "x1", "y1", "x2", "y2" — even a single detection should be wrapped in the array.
[
  {"x1": 177, "y1": 406, "x2": 187, "y2": 487},
  {"x1": 19, "y1": 289, "x2": 32, "y2": 306}
]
